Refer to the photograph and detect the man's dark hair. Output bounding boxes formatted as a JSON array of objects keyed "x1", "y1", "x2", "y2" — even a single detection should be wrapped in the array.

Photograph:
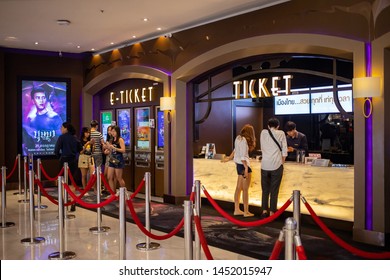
[
  {"x1": 30, "y1": 86, "x2": 48, "y2": 100},
  {"x1": 62, "y1": 122, "x2": 76, "y2": 135},
  {"x1": 285, "y1": 121, "x2": 296, "y2": 132},
  {"x1": 268, "y1": 117, "x2": 280, "y2": 128},
  {"x1": 90, "y1": 120, "x2": 99, "y2": 127}
]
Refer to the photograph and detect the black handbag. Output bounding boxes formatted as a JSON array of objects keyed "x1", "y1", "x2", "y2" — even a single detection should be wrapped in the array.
[{"x1": 109, "y1": 155, "x2": 120, "y2": 165}]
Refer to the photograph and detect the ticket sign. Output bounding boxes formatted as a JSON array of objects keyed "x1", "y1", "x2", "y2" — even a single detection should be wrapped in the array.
[{"x1": 274, "y1": 93, "x2": 310, "y2": 115}]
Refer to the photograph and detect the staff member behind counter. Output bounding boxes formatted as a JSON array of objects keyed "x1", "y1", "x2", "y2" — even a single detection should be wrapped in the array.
[{"x1": 285, "y1": 121, "x2": 308, "y2": 161}]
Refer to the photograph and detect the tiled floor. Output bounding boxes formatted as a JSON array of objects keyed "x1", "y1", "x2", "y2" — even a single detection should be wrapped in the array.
[{"x1": 0, "y1": 190, "x2": 254, "y2": 260}]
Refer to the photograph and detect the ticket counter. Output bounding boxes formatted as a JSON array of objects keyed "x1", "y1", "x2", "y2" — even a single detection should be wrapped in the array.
[{"x1": 193, "y1": 158, "x2": 354, "y2": 221}]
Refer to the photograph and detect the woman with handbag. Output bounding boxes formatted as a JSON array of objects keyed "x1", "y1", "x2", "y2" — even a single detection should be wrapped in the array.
[
  {"x1": 106, "y1": 125, "x2": 126, "y2": 192},
  {"x1": 78, "y1": 127, "x2": 95, "y2": 190}
]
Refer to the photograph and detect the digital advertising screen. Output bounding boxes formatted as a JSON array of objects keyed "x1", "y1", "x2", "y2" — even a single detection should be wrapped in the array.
[
  {"x1": 19, "y1": 77, "x2": 69, "y2": 157},
  {"x1": 311, "y1": 90, "x2": 353, "y2": 114},
  {"x1": 135, "y1": 107, "x2": 150, "y2": 150},
  {"x1": 117, "y1": 108, "x2": 131, "y2": 147},
  {"x1": 100, "y1": 110, "x2": 113, "y2": 141},
  {"x1": 156, "y1": 108, "x2": 164, "y2": 150},
  {"x1": 274, "y1": 93, "x2": 310, "y2": 115}
]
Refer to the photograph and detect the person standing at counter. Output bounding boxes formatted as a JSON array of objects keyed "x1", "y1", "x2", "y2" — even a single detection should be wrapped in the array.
[
  {"x1": 285, "y1": 121, "x2": 308, "y2": 161},
  {"x1": 260, "y1": 118, "x2": 287, "y2": 218},
  {"x1": 223, "y1": 124, "x2": 256, "y2": 217}
]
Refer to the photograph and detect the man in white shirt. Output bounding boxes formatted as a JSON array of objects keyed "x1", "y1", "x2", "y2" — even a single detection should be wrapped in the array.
[{"x1": 260, "y1": 118, "x2": 287, "y2": 218}]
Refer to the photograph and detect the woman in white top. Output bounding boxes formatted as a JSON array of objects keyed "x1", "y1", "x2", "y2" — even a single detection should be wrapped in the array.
[{"x1": 223, "y1": 124, "x2": 256, "y2": 217}]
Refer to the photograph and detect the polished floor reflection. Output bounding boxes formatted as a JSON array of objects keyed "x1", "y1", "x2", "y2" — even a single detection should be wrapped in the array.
[{"x1": 0, "y1": 190, "x2": 254, "y2": 260}]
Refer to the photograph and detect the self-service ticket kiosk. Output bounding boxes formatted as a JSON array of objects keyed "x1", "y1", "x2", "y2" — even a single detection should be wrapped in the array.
[
  {"x1": 155, "y1": 107, "x2": 164, "y2": 196},
  {"x1": 116, "y1": 108, "x2": 132, "y2": 189},
  {"x1": 134, "y1": 107, "x2": 152, "y2": 192}
]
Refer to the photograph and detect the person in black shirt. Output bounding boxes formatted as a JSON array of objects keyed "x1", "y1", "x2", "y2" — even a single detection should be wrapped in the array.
[
  {"x1": 285, "y1": 121, "x2": 308, "y2": 161},
  {"x1": 54, "y1": 122, "x2": 82, "y2": 211}
]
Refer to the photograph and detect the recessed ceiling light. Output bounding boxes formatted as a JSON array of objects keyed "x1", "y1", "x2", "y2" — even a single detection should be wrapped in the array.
[
  {"x1": 77, "y1": 46, "x2": 81, "y2": 49},
  {"x1": 110, "y1": 42, "x2": 114, "y2": 45},
  {"x1": 132, "y1": 35, "x2": 136, "y2": 38},
  {"x1": 34, "y1": 42, "x2": 39, "y2": 45},
  {"x1": 57, "y1": 19, "x2": 71, "y2": 26},
  {"x1": 143, "y1": 18, "x2": 148, "y2": 22},
  {"x1": 156, "y1": 27, "x2": 162, "y2": 31},
  {"x1": 91, "y1": 48, "x2": 95, "y2": 51}
]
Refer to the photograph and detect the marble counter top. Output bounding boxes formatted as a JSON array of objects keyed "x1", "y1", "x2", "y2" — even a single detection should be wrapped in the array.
[{"x1": 193, "y1": 158, "x2": 354, "y2": 221}]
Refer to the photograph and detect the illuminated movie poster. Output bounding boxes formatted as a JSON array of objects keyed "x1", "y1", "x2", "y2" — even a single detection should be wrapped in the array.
[
  {"x1": 117, "y1": 108, "x2": 131, "y2": 147},
  {"x1": 135, "y1": 107, "x2": 150, "y2": 150},
  {"x1": 156, "y1": 108, "x2": 164, "y2": 150},
  {"x1": 100, "y1": 110, "x2": 113, "y2": 141},
  {"x1": 20, "y1": 78, "x2": 68, "y2": 157}
]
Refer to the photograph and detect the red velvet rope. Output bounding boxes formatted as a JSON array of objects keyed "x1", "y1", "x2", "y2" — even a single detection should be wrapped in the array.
[
  {"x1": 64, "y1": 182, "x2": 118, "y2": 208},
  {"x1": 6, "y1": 156, "x2": 18, "y2": 180},
  {"x1": 269, "y1": 239, "x2": 284, "y2": 260},
  {"x1": 194, "y1": 215, "x2": 214, "y2": 260},
  {"x1": 67, "y1": 168, "x2": 84, "y2": 193},
  {"x1": 203, "y1": 187, "x2": 292, "y2": 227},
  {"x1": 126, "y1": 199, "x2": 184, "y2": 240},
  {"x1": 35, "y1": 179, "x2": 60, "y2": 205},
  {"x1": 100, "y1": 173, "x2": 116, "y2": 195},
  {"x1": 34, "y1": 175, "x2": 97, "y2": 206},
  {"x1": 304, "y1": 200, "x2": 390, "y2": 259},
  {"x1": 296, "y1": 245, "x2": 307, "y2": 260},
  {"x1": 40, "y1": 164, "x2": 64, "y2": 181},
  {"x1": 130, "y1": 179, "x2": 146, "y2": 199}
]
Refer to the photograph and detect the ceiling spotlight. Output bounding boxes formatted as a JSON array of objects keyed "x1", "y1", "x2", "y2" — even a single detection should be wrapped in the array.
[
  {"x1": 57, "y1": 19, "x2": 71, "y2": 26},
  {"x1": 164, "y1": 33, "x2": 172, "y2": 38}
]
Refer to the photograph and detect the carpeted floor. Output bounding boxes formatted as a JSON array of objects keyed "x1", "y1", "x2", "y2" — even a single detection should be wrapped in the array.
[{"x1": 74, "y1": 192, "x2": 388, "y2": 260}]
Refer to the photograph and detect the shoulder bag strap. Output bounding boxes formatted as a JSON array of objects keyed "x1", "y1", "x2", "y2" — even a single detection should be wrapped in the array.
[{"x1": 267, "y1": 128, "x2": 282, "y2": 151}]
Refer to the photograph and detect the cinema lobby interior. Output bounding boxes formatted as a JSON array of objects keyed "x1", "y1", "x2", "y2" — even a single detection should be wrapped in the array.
[{"x1": 1, "y1": 0, "x2": 390, "y2": 262}]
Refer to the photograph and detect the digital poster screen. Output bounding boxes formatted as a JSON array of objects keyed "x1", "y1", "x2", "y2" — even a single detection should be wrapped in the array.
[
  {"x1": 156, "y1": 108, "x2": 164, "y2": 150},
  {"x1": 20, "y1": 78, "x2": 69, "y2": 157},
  {"x1": 100, "y1": 110, "x2": 113, "y2": 141},
  {"x1": 135, "y1": 107, "x2": 150, "y2": 150},
  {"x1": 117, "y1": 108, "x2": 131, "y2": 147},
  {"x1": 274, "y1": 93, "x2": 310, "y2": 115},
  {"x1": 311, "y1": 90, "x2": 353, "y2": 114}
]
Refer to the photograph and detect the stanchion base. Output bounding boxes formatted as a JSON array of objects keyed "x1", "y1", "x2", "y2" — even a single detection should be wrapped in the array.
[
  {"x1": 17, "y1": 199, "x2": 29, "y2": 203},
  {"x1": 13, "y1": 191, "x2": 24, "y2": 195},
  {"x1": 89, "y1": 226, "x2": 111, "y2": 234},
  {"x1": 136, "y1": 242, "x2": 161, "y2": 251},
  {"x1": 48, "y1": 251, "x2": 76, "y2": 260},
  {"x1": 35, "y1": 205, "x2": 48, "y2": 209},
  {"x1": 21, "y1": 236, "x2": 45, "y2": 245},
  {"x1": 0, "y1": 222, "x2": 16, "y2": 228},
  {"x1": 57, "y1": 214, "x2": 76, "y2": 220}
]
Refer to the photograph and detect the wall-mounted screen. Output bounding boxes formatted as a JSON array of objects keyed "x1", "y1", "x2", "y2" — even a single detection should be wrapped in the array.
[
  {"x1": 100, "y1": 110, "x2": 113, "y2": 141},
  {"x1": 156, "y1": 107, "x2": 164, "y2": 150},
  {"x1": 19, "y1": 77, "x2": 69, "y2": 157},
  {"x1": 311, "y1": 90, "x2": 353, "y2": 114},
  {"x1": 274, "y1": 93, "x2": 310, "y2": 115},
  {"x1": 135, "y1": 107, "x2": 151, "y2": 150},
  {"x1": 117, "y1": 108, "x2": 131, "y2": 147}
]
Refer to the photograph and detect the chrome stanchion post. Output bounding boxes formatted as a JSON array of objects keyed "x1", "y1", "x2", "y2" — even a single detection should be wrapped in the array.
[
  {"x1": 63, "y1": 163, "x2": 75, "y2": 220},
  {"x1": 49, "y1": 176, "x2": 76, "y2": 259},
  {"x1": 14, "y1": 154, "x2": 22, "y2": 195},
  {"x1": 35, "y1": 158, "x2": 47, "y2": 209},
  {"x1": 1, "y1": 166, "x2": 15, "y2": 228},
  {"x1": 18, "y1": 156, "x2": 29, "y2": 203},
  {"x1": 136, "y1": 172, "x2": 160, "y2": 251},
  {"x1": 184, "y1": 200, "x2": 193, "y2": 260},
  {"x1": 194, "y1": 180, "x2": 201, "y2": 260},
  {"x1": 119, "y1": 187, "x2": 126, "y2": 260},
  {"x1": 21, "y1": 169, "x2": 45, "y2": 245},
  {"x1": 283, "y1": 217, "x2": 297, "y2": 260},
  {"x1": 90, "y1": 166, "x2": 110, "y2": 233},
  {"x1": 293, "y1": 190, "x2": 301, "y2": 236}
]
